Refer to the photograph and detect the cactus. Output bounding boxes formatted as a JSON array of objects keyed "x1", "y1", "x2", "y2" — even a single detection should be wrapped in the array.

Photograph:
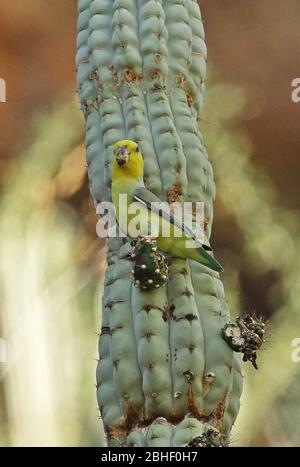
[{"x1": 77, "y1": 0, "x2": 243, "y2": 446}]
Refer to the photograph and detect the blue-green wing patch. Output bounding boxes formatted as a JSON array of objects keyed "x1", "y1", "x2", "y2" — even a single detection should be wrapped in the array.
[{"x1": 133, "y1": 187, "x2": 212, "y2": 251}]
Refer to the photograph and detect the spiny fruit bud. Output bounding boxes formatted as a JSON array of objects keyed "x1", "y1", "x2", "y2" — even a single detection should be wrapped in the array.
[
  {"x1": 222, "y1": 315, "x2": 265, "y2": 369},
  {"x1": 131, "y1": 237, "x2": 168, "y2": 291},
  {"x1": 187, "y1": 427, "x2": 226, "y2": 447}
]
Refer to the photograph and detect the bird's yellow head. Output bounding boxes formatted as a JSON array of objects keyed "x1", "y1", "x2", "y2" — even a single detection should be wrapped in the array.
[{"x1": 112, "y1": 140, "x2": 144, "y2": 180}]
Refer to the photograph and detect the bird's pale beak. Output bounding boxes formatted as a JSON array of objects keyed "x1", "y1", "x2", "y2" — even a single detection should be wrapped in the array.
[{"x1": 116, "y1": 146, "x2": 129, "y2": 166}]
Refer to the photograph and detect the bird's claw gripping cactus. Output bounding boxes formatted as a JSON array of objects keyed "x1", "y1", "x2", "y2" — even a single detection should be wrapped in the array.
[
  {"x1": 77, "y1": 0, "x2": 243, "y2": 446},
  {"x1": 222, "y1": 315, "x2": 265, "y2": 369},
  {"x1": 131, "y1": 238, "x2": 168, "y2": 290}
]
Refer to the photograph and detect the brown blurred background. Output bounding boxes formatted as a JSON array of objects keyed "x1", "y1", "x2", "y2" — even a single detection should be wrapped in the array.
[
  {"x1": 0, "y1": 0, "x2": 299, "y2": 447},
  {"x1": 202, "y1": 0, "x2": 300, "y2": 209},
  {"x1": 1, "y1": 1, "x2": 300, "y2": 204}
]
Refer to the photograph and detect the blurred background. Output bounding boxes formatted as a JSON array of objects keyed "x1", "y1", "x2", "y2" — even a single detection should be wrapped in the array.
[{"x1": 0, "y1": 0, "x2": 299, "y2": 447}]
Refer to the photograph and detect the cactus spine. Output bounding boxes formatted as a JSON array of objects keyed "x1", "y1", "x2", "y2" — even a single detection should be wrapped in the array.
[{"x1": 77, "y1": 0, "x2": 243, "y2": 446}]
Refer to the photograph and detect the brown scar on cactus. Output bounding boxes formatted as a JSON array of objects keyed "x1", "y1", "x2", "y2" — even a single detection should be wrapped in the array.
[
  {"x1": 106, "y1": 401, "x2": 141, "y2": 444},
  {"x1": 123, "y1": 69, "x2": 143, "y2": 84},
  {"x1": 143, "y1": 175, "x2": 150, "y2": 188},
  {"x1": 174, "y1": 313, "x2": 198, "y2": 322},
  {"x1": 209, "y1": 397, "x2": 226, "y2": 428},
  {"x1": 166, "y1": 162, "x2": 182, "y2": 205},
  {"x1": 108, "y1": 65, "x2": 143, "y2": 91},
  {"x1": 177, "y1": 76, "x2": 195, "y2": 107},
  {"x1": 162, "y1": 304, "x2": 175, "y2": 321},
  {"x1": 108, "y1": 410, "x2": 214, "y2": 445},
  {"x1": 166, "y1": 164, "x2": 182, "y2": 204},
  {"x1": 149, "y1": 68, "x2": 162, "y2": 79},
  {"x1": 166, "y1": 183, "x2": 182, "y2": 204},
  {"x1": 177, "y1": 75, "x2": 186, "y2": 88},
  {"x1": 183, "y1": 370, "x2": 205, "y2": 419},
  {"x1": 185, "y1": 91, "x2": 195, "y2": 108},
  {"x1": 222, "y1": 314, "x2": 266, "y2": 369},
  {"x1": 202, "y1": 371, "x2": 216, "y2": 397},
  {"x1": 149, "y1": 68, "x2": 166, "y2": 92},
  {"x1": 204, "y1": 217, "x2": 209, "y2": 231},
  {"x1": 154, "y1": 53, "x2": 161, "y2": 64}
]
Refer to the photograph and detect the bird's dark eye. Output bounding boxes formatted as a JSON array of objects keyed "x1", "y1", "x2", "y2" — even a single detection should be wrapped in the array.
[{"x1": 135, "y1": 146, "x2": 139, "y2": 152}]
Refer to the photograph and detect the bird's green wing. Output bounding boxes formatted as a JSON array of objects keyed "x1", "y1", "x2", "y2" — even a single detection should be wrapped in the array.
[{"x1": 133, "y1": 187, "x2": 211, "y2": 251}]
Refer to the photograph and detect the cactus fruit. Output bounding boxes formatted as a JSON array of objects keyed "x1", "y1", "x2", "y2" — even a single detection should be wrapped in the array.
[
  {"x1": 222, "y1": 315, "x2": 265, "y2": 369},
  {"x1": 131, "y1": 238, "x2": 168, "y2": 290},
  {"x1": 187, "y1": 426, "x2": 226, "y2": 448},
  {"x1": 77, "y1": 0, "x2": 243, "y2": 446}
]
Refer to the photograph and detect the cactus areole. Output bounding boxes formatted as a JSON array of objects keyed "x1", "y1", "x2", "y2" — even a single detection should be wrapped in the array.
[{"x1": 77, "y1": 0, "x2": 243, "y2": 447}]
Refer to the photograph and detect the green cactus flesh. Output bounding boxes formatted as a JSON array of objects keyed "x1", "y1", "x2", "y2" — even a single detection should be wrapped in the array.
[{"x1": 77, "y1": 0, "x2": 243, "y2": 446}]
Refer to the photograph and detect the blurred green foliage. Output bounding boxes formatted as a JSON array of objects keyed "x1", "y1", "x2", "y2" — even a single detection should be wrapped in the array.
[
  {"x1": 0, "y1": 102, "x2": 104, "y2": 446},
  {"x1": 203, "y1": 79, "x2": 300, "y2": 446}
]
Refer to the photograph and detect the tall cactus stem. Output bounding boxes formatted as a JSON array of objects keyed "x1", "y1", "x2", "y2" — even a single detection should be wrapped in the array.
[{"x1": 77, "y1": 0, "x2": 243, "y2": 447}]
